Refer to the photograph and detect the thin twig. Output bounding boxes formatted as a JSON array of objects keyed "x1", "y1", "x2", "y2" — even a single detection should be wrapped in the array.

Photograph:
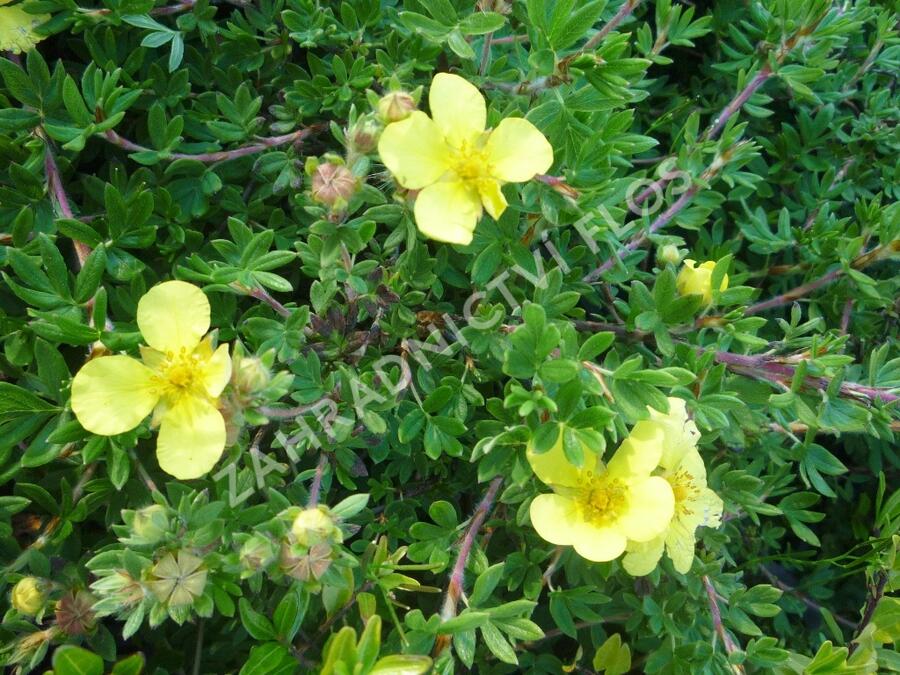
[
  {"x1": 802, "y1": 158, "x2": 855, "y2": 230},
  {"x1": 102, "y1": 124, "x2": 320, "y2": 164},
  {"x1": 129, "y1": 447, "x2": 159, "y2": 494},
  {"x1": 192, "y1": 619, "x2": 204, "y2": 675},
  {"x1": 702, "y1": 576, "x2": 745, "y2": 674},
  {"x1": 848, "y1": 570, "x2": 888, "y2": 654},
  {"x1": 759, "y1": 566, "x2": 856, "y2": 629},
  {"x1": 744, "y1": 240, "x2": 899, "y2": 316},
  {"x1": 582, "y1": 0, "x2": 643, "y2": 52},
  {"x1": 307, "y1": 454, "x2": 329, "y2": 507},
  {"x1": 434, "y1": 476, "x2": 504, "y2": 656},
  {"x1": 479, "y1": 31, "x2": 493, "y2": 76},
  {"x1": 43, "y1": 143, "x2": 91, "y2": 268}
]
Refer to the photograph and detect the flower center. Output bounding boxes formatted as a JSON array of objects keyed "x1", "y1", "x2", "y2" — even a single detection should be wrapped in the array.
[
  {"x1": 668, "y1": 469, "x2": 699, "y2": 515},
  {"x1": 578, "y1": 475, "x2": 627, "y2": 527},
  {"x1": 450, "y1": 141, "x2": 490, "y2": 182},
  {"x1": 152, "y1": 349, "x2": 206, "y2": 402}
]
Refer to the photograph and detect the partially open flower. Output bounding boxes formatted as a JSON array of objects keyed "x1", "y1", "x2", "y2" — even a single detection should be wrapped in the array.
[
  {"x1": 11, "y1": 577, "x2": 45, "y2": 616},
  {"x1": 71, "y1": 281, "x2": 232, "y2": 480},
  {"x1": 676, "y1": 259, "x2": 728, "y2": 305}
]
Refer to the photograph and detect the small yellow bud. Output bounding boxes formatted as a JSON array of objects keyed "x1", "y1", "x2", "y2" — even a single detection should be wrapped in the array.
[
  {"x1": 11, "y1": 577, "x2": 45, "y2": 616},
  {"x1": 310, "y1": 163, "x2": 358, "y2": 209},
  {"x1": 291, "y1": 507, "x2": 336, "y2": 547},
  {"x1": 658, "y1": 244, "x2": 682, "y2": 265},
  {"x1": 676, "y1": 259, "x2": 729, "y2": 305},
  {"x1": 132, "y1": 504, "x2": 169, "y2": 544},
  {"x1": 376, "y1": 91, "x2": 416, "y2": 123}
]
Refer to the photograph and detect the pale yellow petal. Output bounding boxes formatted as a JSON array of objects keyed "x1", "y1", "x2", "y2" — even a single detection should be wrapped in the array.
[
  {"x1": 156, "y1": 397, "x2": 226, "y2": 479},
  {"x1": 378, "y1": 111, "x2": 451, "y2": 190},
  {"x1": 137, "y1": 281, "x2": 210, "y2": 353},
  {"x1": 414, "y1": 180, "x2": 482, "y2": 245},
  {"x1": 526, "y1": 432, "x2": 597, "y2": 488},
  {"x1": 677, "y1": 446, "x2": 708, "y2": 484},
  {"x1": 623, "y1": 534, "x2": 665, "y2": 576},
  {"x1": 484, "y1": 117, "x2": 554, "y2": 183},
  {"x1": 617, "y1": 476, "x2": 674, "y2": 542},
  {"x1": 428, "y1": 73, "x2": 486, "y2": 147},
  {"x1": 650, "y1": 397, "x2": 701, "y2": 470},
  {"x1": 478, "y1": 179, "x2": 507, "y2": 220},
  {"x1": 529, "y1": 494, "x2": 579, "y2": 546},
  {"x1": 201, "y1": 343, "x2": 232, "y2": 398},
  {"x1": 0, "y1": 6, "x2": 49, "y2": 54},
  {"x1": 607, "y1": 420, "x2": 664, "y2": 479},
  {"x1": 665, "y1": 519, "x2": 697, "y2": 573},
  {"x1": 572, "y1": 522, "x2": 627, "y2": 562},
  {"x1": 683, "y1": 487, "x2": 724, "y2": 530},
  {"x1": 71, "y1": 356, "x2": 159, "y2": 435}
]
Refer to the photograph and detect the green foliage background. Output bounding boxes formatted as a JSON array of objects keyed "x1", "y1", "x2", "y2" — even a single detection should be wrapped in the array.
[{"x1": 1, "y1": 0, "x2": 899, "y2": 673}]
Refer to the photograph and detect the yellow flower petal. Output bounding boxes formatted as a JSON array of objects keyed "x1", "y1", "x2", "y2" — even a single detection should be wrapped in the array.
[
  {"x1": 683, "y1": 486, "x2": 724, "y2": 530},
  {"x1": 200, "y1": 342, "x2": 232, "y2": 398},
  {"x1": 156, "y1": 397, "x2": 226, "y2": 479},
  {"x1": 676, "y1": 259, "x2": 728, "y2": 305},
  {"x1": 665, "y1": 519, "x2": 697, "y2": 573},
  {"x1": 378, "y1": 111, "x2": 451, "y2": 190},
  {"x1": 137, "y1": 281, "x2": 210, "y2": 354},
  {"x1": 414, "y1": 180, "x2": 482, "y2": 245},
  {"x1": 485, "y1": 117, "x2": 554, "y2": 183},
  {"x1": 649, "y1": 397, "x2": 701, "y2": 470},
  {"x1": 606, "y1": 420, "x2": 664, "y2": 479},
  {"x1": 0, "y1": 6, "x2": 49, "y2": 54},
  {"x1": 529, "y1": 493, "x2": 578, "y2": 546},
  {"x1": 428, "y1": 73, "x2": 486, "y2": 148},
  {"x1": 71, "y1": 356, "x2": 159, "y2": 435},
  {"x1": 477, "y1": 178, "x2": 507, "y2": 220},
  {"x1": 572, "y1": 522, "x2": 627, "y2": 562},
  {"x1": 623, "y1": 534, "x2": 665, "y2": 576},
  {"x1": 526, "y1": 432, "x2": 597, "y2": 488},
  {"x1": 617, "y1": 476, "x2": 674, "y2": 542}
]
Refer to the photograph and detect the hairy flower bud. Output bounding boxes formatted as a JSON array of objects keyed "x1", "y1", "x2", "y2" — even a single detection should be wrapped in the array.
[
  {"x1": 11, "y1": 577, "x2": 45, "y2": 616},
  {"x1": 349, "y1": 117, "x2": 381, "y2": 154},
  {"x1": 239, "y1": 534, "x2": 278, "y2": 574},
  {"x1": 234, "y1": 355, "x2": 271, "y2": 394},
  {"x1": 132, "y1": 504, "x2": 169, "y2": 544},
  {"x1": 311, "y1": 163, "x2": 358, "y2": 209},
  {"x1": 658, "y1": 244, "x2": 682, "y2": 265},
  {"x1": 376, "y1": 91, "x2": 416, "y2": 123},
  {"x1": 291, "y1": 506, "x2": 336, "y2": 547}
]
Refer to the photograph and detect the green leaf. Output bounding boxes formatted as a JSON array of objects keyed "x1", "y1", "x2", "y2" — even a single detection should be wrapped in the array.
[
  {"x1": 458, "y1": 12, "x2": 507, "y2": 36},
  {"x1": 52, "y1": 646, "x2": 104, "y2": 675}
]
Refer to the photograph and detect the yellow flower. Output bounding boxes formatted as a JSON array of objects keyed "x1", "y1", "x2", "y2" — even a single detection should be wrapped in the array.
[
  {"x1": 0, "y1": 3, "x2": 49, "y2": 54},
  {"x1": 378, "y1": 73, "x2": 553, "y2": 245},
  {"x1": 676, "y1": 259, "x2": 729, "y2": 305},
  {"x1": 622, "y1": 398, "x2": 724, "y2": 576},
  {"x1": 71, "y1": 281, "x2": 232, "y2": 480},
  {"x1": 527, "y1": 423, "x2": 674, "y2": 563},
  {"x1": 11, "y1": 577, "x2": 45, "y2": 616}
]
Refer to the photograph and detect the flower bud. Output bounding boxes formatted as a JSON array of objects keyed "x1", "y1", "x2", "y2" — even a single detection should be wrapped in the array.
[
  {"x1": 132, "y1": 505, "x2": 169, "y2": 544},
  {"x1": 676, "y1": 259, "x2": 729, "y2": 305},
  {"x1": 310, "y1": 163, "x2": 358, "y2": 209},
  {"x1": 377, "y1": 91, "x2": 416, "y2": 124},
  {"x1": 239, "y1": 534, "x2": 278, "y2": 573},
  {"x1": 234, "y1": 355, "x2": 271, "y2": 394},
  {"x1": 291, "y1": 506, "x2": 336, "y2": 547},
  {"x1": 11, "y1": 577, "x2": 45, "y2": 616},
  {"x1": 349, "y1": 117, "x2": 381, "y2": 154},
  {"x1": 658, "y1": 244, "x2": 682, "y2": 265}
]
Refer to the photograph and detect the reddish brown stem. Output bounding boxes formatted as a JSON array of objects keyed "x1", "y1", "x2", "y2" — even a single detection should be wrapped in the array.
[
  {"x1": 103, "y1": 125, "x2": 319, "y2": 164},
  {"x1": 702, "y1": 576, "x2": 745, "y2": 674},
  {"x1": 307, "y1": 454, "x2": 329, "y2": 507},
  {"x1": 583, "y1": 0, "x2": 643, "y2": 52},
  {"x1": 44, "y1": 145, "x2": 91, "y2": 268}
]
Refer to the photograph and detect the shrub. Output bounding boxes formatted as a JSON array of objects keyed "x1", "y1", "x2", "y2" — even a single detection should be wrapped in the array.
[{"x1": 1, "y1": 0, "x2": 898, "y2": 673}]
